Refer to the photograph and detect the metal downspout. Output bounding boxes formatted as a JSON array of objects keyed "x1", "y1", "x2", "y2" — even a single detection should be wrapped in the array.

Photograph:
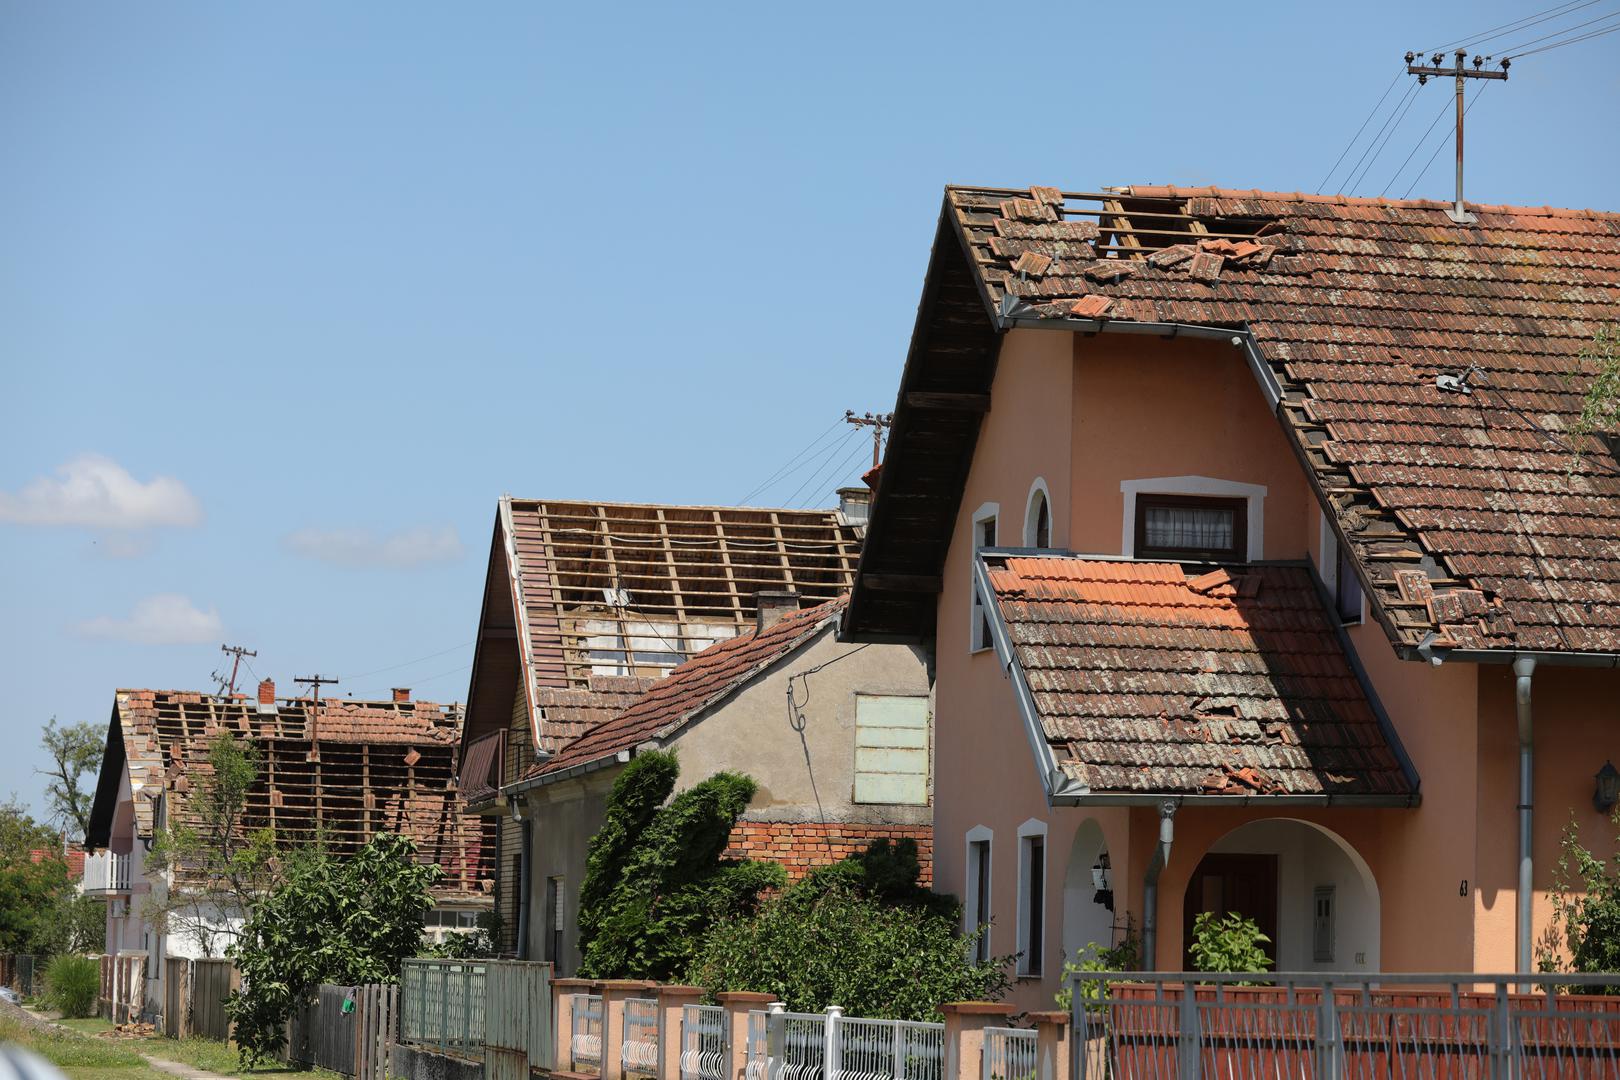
[
  {"x1": 1142, "y1": 802, "x2": 1177, "y2": 971},
  {"x1": 1514, "y1": 656, "x2": 1536, "y2": 979}
]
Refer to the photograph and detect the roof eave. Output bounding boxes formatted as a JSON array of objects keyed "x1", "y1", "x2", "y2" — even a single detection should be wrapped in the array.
[{"x1": 1049, "y1": 789, "x2": 1421, "y2": 808}]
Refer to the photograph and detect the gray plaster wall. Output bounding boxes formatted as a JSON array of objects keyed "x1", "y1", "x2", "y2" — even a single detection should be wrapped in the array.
[{"x1": 522, "y1": 773, "x2": 613, "y2": 974}]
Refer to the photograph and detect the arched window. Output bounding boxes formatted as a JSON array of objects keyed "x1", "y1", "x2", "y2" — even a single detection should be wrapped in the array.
[{"x1": 1024, "y1": 480, "x2": 1052, "y2": 548}]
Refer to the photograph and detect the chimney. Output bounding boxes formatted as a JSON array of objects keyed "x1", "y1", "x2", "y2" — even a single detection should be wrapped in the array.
[
  {"x1": 836, "y1": 486, "x2": 872, "y2": 528},
  {"x1": 257, "y1": 679, "x2": 276, "y2": 705},
  {"x1": 756, "y1": 590, "x2": 800, "y2": 633},
  {"x1": 392, "y1": 687, "x2": 411, "y2": 704}
]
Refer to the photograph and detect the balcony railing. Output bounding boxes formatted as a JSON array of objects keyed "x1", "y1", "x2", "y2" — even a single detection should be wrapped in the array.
[
  {"x1": 459, "y1": 729, "x2": 505, "y2": 807},
  {"x1": 82, "y1": 850, "x2": 131, "y2": 894}
]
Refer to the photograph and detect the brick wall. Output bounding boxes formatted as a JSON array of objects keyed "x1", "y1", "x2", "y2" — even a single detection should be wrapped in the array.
[{"x1": 724, "y1": 821, "x2": 933, "y2": 886}]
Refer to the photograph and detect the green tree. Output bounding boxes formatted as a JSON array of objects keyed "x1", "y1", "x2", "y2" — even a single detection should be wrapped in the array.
[
  {"x1": 1187, "y1": 911, "x2": 1272, "y2": 983},
  {"x1": 146, "y1": 732, "x2": 278, "y2": 956},
  {"x1": 1568, "y1": 327, "x2": 1620, "y2": 476},
  {"x1": 228, "y1": 832, "x2": 441, "y2": 1065},
  {"x1": 0, "y1": 798, "x2": 75, "y2": 956},
  {"x1": 38, "y1": 718, "x2": 103, "y2": 840},
  {"x1": 687, "y1": 842, "x2": 1009, "y2": 1021},
  {"x1": 576, "y1": 752, "x2": 785, "y2": 981},
  {"x1": 1536, "y1": 813, "x2": 1620, "y2": 990}
]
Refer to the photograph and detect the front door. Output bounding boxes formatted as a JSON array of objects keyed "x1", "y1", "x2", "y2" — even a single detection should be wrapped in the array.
[{"x1": 1182, "y1": 853, "x2": 1278, "y2": 969}]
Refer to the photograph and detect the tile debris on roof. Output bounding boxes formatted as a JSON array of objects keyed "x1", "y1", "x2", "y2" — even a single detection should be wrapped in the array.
[
  {"x1": 985, "y1": 556, "x2": 1415, "y2": 799},
  {"x1": 944, "y1": 185, "x2": 1620, "y2": 655},
  {"x1": 535, "y1": 676, "x2": 656, "y2": 752},
  {"x1": 532, "y1": 598, "x2": 846, "y2": 779}
]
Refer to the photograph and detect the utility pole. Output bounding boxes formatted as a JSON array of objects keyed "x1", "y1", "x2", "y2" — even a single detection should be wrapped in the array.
[
  {"x1": 1405, "y1": 48, "x2": 1508, "y2": 225},
  {"x1": 294, "y1": 674, "x2": 339, "y2": 730},
  {"x1": 844, "y1": 410, "x2": 894, "y2": 470},
  {"x1": 215, "y1": 644, "x2": 257, "y2": 696}
]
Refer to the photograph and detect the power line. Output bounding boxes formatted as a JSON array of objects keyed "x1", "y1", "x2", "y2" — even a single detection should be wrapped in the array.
[
  {"x1": 344, "y1": 641, "x2": 475, "y2": 682},
  {"x1": 736, "y1": 415, "x2": 849, "y2": 504},
  {"x1": 1317, "y1": 69, "x2": 1405, "y2": 194},
  {"x1": 1421, "y1": 0, "x2": 1605, "y2": 53},
  {"x1": 1346, "y1": 80, "x2": 1421, "y2": 192},
  {"x1": 1403, "y1": 83, "x2": 1492, "y2": 198},
  {"x1": 1498, "y1": 6, "x2": 1620, "y2": 54},
  {"x1": 780, "y1": 429, "x2": 861, "y2": 509},
  {"x1": 1506, "y1": 17, "x2": 1620, "y2": 55},
  {"x1": 795, "y1": 436, "x2": 873, "y2": 510},
  {"x1": 1381, "y1": 93, "x2": 1455, "y2": 197}
]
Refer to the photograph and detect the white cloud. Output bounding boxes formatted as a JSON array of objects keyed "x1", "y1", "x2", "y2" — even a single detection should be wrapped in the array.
[
  {"x1": 77, "y1": 594, "x2": 224, "y2": 645},
  {"x1": 0, "y1": 454, "x2": 203, "y2": 529},
  {"x1": 281, "y1": 524, "x2": 464, "y2": 569}
]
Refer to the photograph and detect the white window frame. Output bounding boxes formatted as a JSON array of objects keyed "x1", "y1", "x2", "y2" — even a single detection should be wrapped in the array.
[
  {"x1": 964, "y1": 826, "x2": 993, "y2": 962},
  {"x1": 1015, "y1": 818, "x2": 1048, "y2": 977},
  {"x1": 969, "y1": 502, "x2": 999, "y2": 653},
  {"x1": 1120, "y1": 476, "x2": 1267, "y2": 561},
  {"x1": 1023, "y1": 478, "x2": 1053, "y2": 548},
  {"x1": 1318, "y1": 512, "x2": 1366, "y2": 626}
]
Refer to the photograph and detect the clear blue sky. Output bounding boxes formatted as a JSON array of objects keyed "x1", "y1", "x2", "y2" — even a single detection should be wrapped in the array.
[{"x1": 3, "y1": 1, "x2": 1617, "y2": 825}]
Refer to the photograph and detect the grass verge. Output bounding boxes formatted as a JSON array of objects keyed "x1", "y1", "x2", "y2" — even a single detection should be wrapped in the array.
[{"x1": 0, "y1": 1012, "x2": 163, "y2": 1080}]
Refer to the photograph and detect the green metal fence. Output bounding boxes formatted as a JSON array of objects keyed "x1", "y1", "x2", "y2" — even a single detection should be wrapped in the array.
[{"x1": 399, "y1": 959, "x2": 487, "y2": 1057}]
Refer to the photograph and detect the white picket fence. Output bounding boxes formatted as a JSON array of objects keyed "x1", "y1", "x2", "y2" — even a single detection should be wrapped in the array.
[{"x1": 747, "y1": 1006, "x2": 950, "y2": 1080}]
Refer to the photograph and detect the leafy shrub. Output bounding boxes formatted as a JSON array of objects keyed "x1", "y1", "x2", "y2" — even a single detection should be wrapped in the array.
[
  {"x1": 1187, "y1": 911, "x2": 1271, "y2": 982},
  {"x1": 577, "y1": 753, "x2": 785, "y2": 981},
  {"x1": 42, "y1": 953, "x2": 99, "y2": 1017},
  {"x1": 1536, "y1": 812, "x2": 1620, "y2": 990},
  {"x1": 1054, "y1": 920, "x2": 1140, "y2": 1013},
  {"x1": 228, "y1": 832, "x2": 441, "y2": 1065},
  {"x1": 688, "y1": 844, "x2": 1010, "y2": 1021}
]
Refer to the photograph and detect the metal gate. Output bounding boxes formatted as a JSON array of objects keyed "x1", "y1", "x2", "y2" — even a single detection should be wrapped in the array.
[{"x1": 483, "y1": 960, "x2": 553, "y2": 1080}]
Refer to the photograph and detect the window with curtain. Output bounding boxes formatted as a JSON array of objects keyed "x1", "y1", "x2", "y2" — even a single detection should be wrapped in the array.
[{"x1": 1134, "y1": 494, "x2": 1246, "y2": 561}]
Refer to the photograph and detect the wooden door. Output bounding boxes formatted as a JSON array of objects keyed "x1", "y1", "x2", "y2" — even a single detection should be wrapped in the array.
[{"x1": 1182, "y1": 853, "x2": 1278, "y2": 969}]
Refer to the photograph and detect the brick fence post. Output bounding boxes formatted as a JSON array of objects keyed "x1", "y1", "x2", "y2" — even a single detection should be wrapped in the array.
[
  {"x1": 1028, "y1": 1012, "x2": 1071, "y2": 1080},
  {"x1": 941, "y1": 1003, "x2": 1015, "y2": 1080},
  {"x1": 716, "y1": 992, "x2": 774, "y2": 1080},
  {"x1": 654, "y1": 985, "x2": 705, "y2": 1080},
  {"x1": 600, "y1": 980, "x2": 656, "y2": 1080}
]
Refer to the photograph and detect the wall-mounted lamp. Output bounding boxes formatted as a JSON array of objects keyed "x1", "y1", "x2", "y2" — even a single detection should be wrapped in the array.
[
  {"x1": 1091, "y1": 852, "x2": 1113, "y2": 911},
  {"x1": 1595, "y1": 761, "x2": 1620, "y2": 814}
]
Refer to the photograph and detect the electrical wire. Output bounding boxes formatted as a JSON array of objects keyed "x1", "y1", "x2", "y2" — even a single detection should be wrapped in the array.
[
  {"x1": 1380, "y1": 93, "x2": 1456, "y2": 197},
  {"x1": 736, "y1": 414, "x2": 849, "y2": 504},
  {"x1": 344, "y1": 641, "x2": 475, "y2": 682},
  {"x1": 781, "y1": 429, "x2": 862, "y2": 509},
  {"x1": 1506, "y1": 17, "x2": 1620, "y2": 55},
  {"x1": 1498, "y1": 7, "x2": 1620, "y2": 54},
  {"x1": 1346, "y1": 80, "x2": 1422, "y2": 193},
  {"x1": 1316, "y1": 69, "x2": 1405, "y2": 194},
  {"x1": 1401, "y1": 83, "x2": 1491, "y2": 198},
  {"x1": 793, "y1": 435, "x2": 872, "y2": 510},
  {"x1": 1420, "y1": 0, "x2": 1606, "y2": 54}
]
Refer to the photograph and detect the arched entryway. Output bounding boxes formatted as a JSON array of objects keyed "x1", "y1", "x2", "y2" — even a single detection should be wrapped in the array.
[
  {"x1": 1062, "y1": 819, "x2": 1115, "y2": 964},
  {"x1": 1182, "y1": 819, "x2": 1379, "y2": 972}
]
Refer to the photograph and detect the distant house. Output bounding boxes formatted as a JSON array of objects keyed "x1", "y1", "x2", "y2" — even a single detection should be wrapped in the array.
[
  {"x1": 505, "y1": 593, "x2": 930, "y2": 974},
  {"x1": 455, "y1": 494, "x2": 932, "y2": 961},
  {"x1": 83, "y1": 684, "x2": 496, "y2": 1017},
  {"x1": 843, "y1": 183, "x2": 1620, "y2": 1007}
]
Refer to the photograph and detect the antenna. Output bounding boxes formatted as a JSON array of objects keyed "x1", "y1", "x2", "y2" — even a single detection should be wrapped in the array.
[
  {"x1": 1404, "y1": 48, "x2": 1508, "y2": 224},
  {"x1": 214, "y1": 644, "x2": 257, "y2": 696},
  {"x1": 843, "y1": 410, "x2": 894, "y2": 470}
]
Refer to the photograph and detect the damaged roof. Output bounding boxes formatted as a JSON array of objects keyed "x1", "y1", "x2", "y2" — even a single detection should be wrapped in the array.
[
  {"x1": 984, "y1": 555, "x2": 1416, "y2": 802},
  {"x1": 524, "y1": 597, "x2": 846, "y2": 783},
  {"x1": 847, "y1": 184, "x2": 1620, "y2": 657}
]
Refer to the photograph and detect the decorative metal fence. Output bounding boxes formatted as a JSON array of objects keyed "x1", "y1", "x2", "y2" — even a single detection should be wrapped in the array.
[
  {"x1": 1068, "y1": 971, "x2": 1620, "y2": 1080},
  {"x1": 571, "y1": 993, "x2": 604, "y2": 1073},
  {"x1": 681, "y1": 1004, "x2": 730, "y2": 1080},
  {"x1": 753, "y1": 1008, "x2": 948, "y2": 1080},
  {"x1": 746, "y1": 1008, "x2": 769, "y2": 1080},
  {"x1": 622, "y1": 997, "x2": 660, "y2": 1077},
  {"x1": 399, "y1": 959, "x2": 486, "y2": 1056},
  {"x1": 980, "y1": 1027, "x2": 1036, "y2": 1080},
  {"x1": 775, "y1": 1010, "x2": 830, "y2": 1080}
]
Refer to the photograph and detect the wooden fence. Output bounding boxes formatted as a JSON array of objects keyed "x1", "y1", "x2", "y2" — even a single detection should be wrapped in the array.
[
  {"x1": 0, "y1": 954, "x2": 39, "y2": 997},
  {"x1": 287, "y1": 983, "x2": 397, "y2": 1080},
  {"x1": 157, "y1": 957, "x2": 237, "y2": 1039},
  {"x1": 483, "y1": 960, "x2": 553, "y2": 1080},
  {"x1": 98, "y1": 953, "x2": 146, "y2": 1023}
]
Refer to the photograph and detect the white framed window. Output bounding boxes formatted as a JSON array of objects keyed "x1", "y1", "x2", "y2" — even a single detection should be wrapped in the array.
[
  {"x1": 964, "y1": 826, "x2": 993, "y2": 963},
  {"x1": 1016, "y1": 818, "x2": 1048, "y2": 977},
  {"x1": 1024, "y1": 479, "x2": 1052, "y2": 548},
  {"x1": 1120, "y1": 476, "x2": 1267, "y2": 561},
  {"x1": 1313, "y1": 885, "x2": 1336, "y2": 963},
  {"x1": 853, "y1": 695, "x2": 930, "y2": 805},
  {"x1": 1319, "y1": 513, "x2": 1366, "y2": 626},
  {"x1": 970, "y1": 503, "x2": 999, "y2": 653}
]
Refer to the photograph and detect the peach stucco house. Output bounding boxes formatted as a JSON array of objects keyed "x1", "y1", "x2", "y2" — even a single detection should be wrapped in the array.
[{"x1": 842, "y1": 183, "x2": 1620, "y2": 1009}]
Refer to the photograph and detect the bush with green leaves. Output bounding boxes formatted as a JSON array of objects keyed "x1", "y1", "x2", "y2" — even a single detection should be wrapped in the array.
[
  {"x1": 1054, "y1": 920, "x2": 1140, "y2": 1014},
  {"x1": 1536, "y1": 812, "x2": 1620, "y2": 990},
  {"x1": 688, "y1": 840, "x2": 1010, "y2": 1021},
  {"x1": 227, "y1": 832, "x2": 441, "y2": 1065},
  {"x1": 1187, "y1": 911, "x2": 1271, "y2": 982},
  {"x1": 42, "y1": 953, "x2": 99, "y2": 1018},
  {"x1": 577, "y1": 751, "x2": 785, "y2": 981}
]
